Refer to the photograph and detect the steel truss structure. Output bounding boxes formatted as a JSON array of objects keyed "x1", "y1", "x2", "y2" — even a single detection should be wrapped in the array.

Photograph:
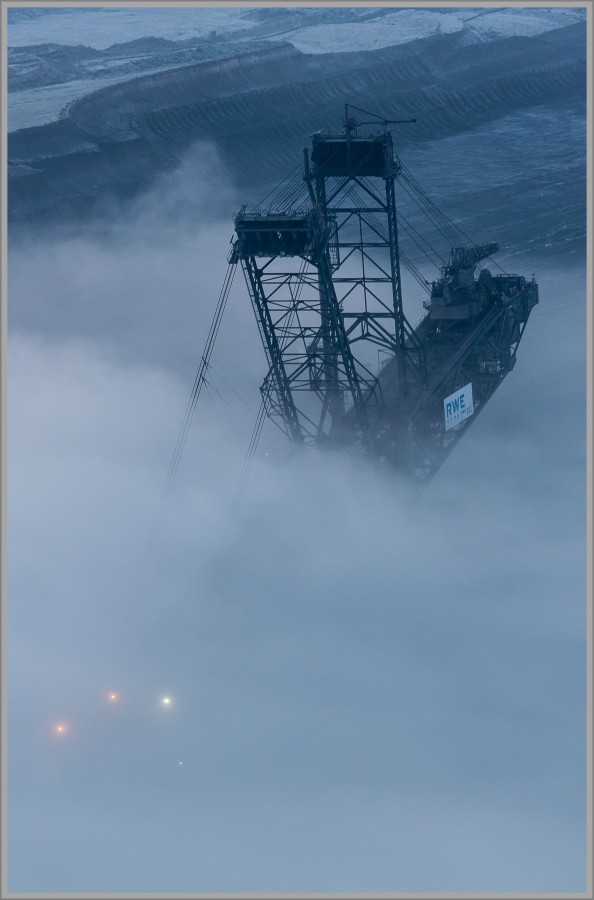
[{"x1": 231, "y1": 107, "x2": 539, "y2": 482}]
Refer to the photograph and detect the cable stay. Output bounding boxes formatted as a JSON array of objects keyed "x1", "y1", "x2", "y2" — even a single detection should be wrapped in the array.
[
  {"x1": 255, "y1": 160, "x2": 310, "y2": 215},
  {"x1": 399, "y1": 247, "x2": 432, "y2": 295},
  {"x1": 397, "y1": 162, "x2": 507, "y2": 274},
  {"x1": 205, "y1": 361, "x2": 257, "y2": 419},
  {"x1": 398, "y1": 176, "x2": 461, "y2": 249},
  {"x1": 230, "y1": 399, "x2": 267, "y2": 521},
  {"x1": 254, "y1": 160, "x2": 302, "y2": 210},
  {"x1": 399, "y1": 163, "x2": 465, "y2": 244},
  {"x1": 202, "y1": 372, "x2": 246, "y2": 436},
  {"x1": 163, "y1": 260, "x2": 237, "y2": 499}
]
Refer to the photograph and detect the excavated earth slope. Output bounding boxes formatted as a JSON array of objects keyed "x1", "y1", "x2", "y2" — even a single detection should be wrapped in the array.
[{"x1": 8, "y1": 22, "x2": 586, "y2": 250}]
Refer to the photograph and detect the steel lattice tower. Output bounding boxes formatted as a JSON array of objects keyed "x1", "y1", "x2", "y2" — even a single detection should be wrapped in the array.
[{"x1": 231, "y1": 108, "x2": 539, "y2": 481}]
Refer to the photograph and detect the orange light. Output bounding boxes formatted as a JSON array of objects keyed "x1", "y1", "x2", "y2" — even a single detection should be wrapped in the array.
[
  {"x1": 108, "y1": 691, "x2": 119, "y2": 702},
  {"x1": 53, "y1": 722, "x2": 68, "y2": 736}
]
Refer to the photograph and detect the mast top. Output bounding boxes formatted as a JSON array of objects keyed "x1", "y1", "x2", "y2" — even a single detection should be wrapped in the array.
[{"x1": 343, "y1": 103, "x2": 415, "y2": 136}]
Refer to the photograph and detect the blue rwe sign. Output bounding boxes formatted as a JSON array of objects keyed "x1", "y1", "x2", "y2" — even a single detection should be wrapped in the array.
[{"x1": 444, "y1": 383, "x2": 474, "y2": 432}]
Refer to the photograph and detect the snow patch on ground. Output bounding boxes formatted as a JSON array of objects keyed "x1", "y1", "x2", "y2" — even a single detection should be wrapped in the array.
[
  {"x1": 7, "y1": 7, "x2": 255, "y2": 50},
  {"x1": 280, "y1": 7, "x2": 585, "y2": 54},
  {"x1": 467, "y1": 7, "x2": 586, "y2": 40},
  {"x1": 7, "y1": 7, "x2": 586, "y2": 133},
  {"x1": 277, "y1": 9, "x2": 468, "y2": 54}
]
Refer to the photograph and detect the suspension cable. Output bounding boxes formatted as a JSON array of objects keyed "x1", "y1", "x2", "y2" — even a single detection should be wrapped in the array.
[
  {"x1": 397, "y1": 212, "x2": 445, "y2": 268},
  {"x1": 254, "y1": 160, "x2": 303, "y2": 210},
  {"x1": 399, "y1": 163, "x2": 466, "y2": 243},
  {"x1": 231, "y1": 399, "x2": 267, "y2": 521},
  {"x1": 398, "y1": 177, "x2": 461, "y2": 248},
  {"x1": 205, "y1": 361, "x2": 257, "y2": 416},
  {"x1": 163, "y1": 260, "x2": 237, "y2": 498}
]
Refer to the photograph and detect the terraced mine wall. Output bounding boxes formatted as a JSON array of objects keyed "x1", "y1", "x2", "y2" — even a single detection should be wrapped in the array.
[{"x1": 8, "y1": 22, "x2": 586, "y2": 237}]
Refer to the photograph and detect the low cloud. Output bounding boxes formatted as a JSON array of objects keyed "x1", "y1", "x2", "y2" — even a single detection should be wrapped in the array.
[{"x1": 7, "y1": 143, "x2": 587, "y2": 892}]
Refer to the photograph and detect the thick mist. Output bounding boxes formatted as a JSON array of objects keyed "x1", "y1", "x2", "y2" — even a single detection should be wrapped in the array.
[{"x1": 7, "y1": 138, "x2": 586, "y2": 892}]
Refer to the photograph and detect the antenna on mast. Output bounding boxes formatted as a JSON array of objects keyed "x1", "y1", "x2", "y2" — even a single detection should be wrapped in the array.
[{"x1": 343, "y1": 103, "x2": 416, "y2": 135}]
